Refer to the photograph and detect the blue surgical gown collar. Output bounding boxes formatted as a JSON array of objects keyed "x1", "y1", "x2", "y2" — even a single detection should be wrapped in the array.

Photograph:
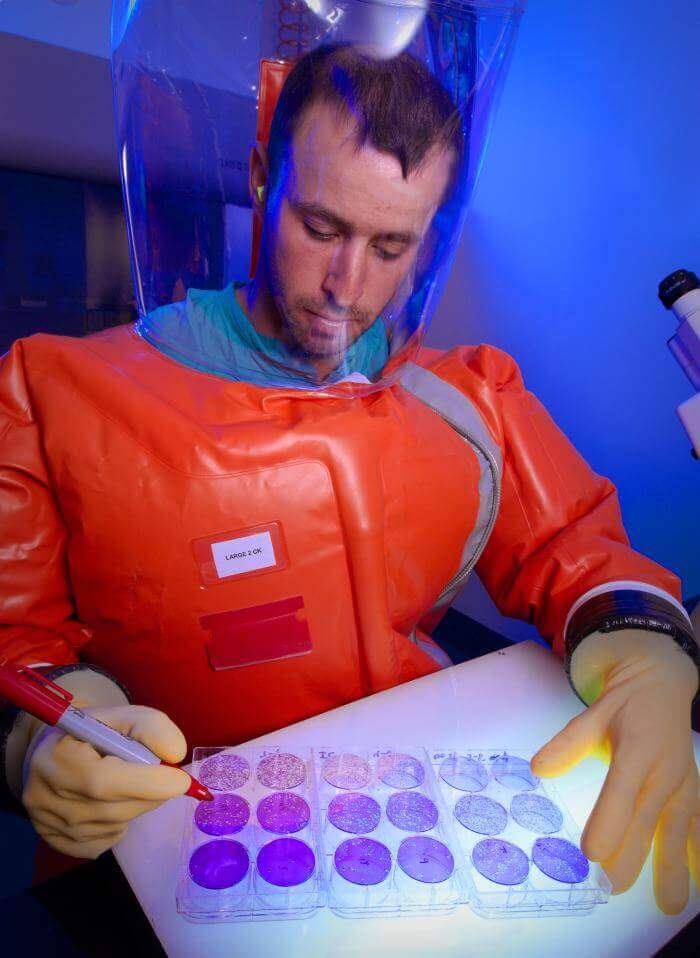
[{"x1": 136, "y1": 282, "x2": 389, "y2": 389}]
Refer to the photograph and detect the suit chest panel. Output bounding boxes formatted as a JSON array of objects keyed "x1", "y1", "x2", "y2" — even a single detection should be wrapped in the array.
[{"x1": 43, "y1": 375, "x2": 480, "y2": 636}]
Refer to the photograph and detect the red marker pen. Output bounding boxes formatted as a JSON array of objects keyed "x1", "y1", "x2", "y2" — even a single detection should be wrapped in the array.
[{"x1": 0, "y1": 663, "x2": 213, "y2": 801}]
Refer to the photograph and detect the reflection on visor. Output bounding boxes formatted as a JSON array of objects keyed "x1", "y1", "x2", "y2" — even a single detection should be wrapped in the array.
[{"x1": 112, "y1": 0, "x2": 525, "y2": 392}]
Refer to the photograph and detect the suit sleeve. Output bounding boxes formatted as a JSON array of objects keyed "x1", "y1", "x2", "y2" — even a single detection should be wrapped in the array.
[
  {"x1": 0, "y1": 339, "x2": 94, "y2": 669},
  {"x1": 443, "y1": 345, "x2": 684, "y2": 659}
]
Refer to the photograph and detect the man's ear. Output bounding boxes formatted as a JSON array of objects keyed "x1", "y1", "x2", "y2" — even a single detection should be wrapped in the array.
[{"x1": 249, "y1": 142, "x2": 269, "y2": 217}]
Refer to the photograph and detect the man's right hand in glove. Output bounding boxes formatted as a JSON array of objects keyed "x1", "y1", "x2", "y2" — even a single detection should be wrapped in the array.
[
  {"x1": 17, "y1": 688, "x2": 191, "y2": 859},
  {"x1": 5, "y1": 666, "x2": 191, "y2": 858}
]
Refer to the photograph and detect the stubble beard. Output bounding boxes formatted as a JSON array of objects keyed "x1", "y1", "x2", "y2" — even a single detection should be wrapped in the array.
[{"x1": 266, "y1": 250, "x2": 368, "y2": 362}]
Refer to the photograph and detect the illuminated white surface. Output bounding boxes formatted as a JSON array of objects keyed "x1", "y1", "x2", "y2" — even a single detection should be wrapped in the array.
[{"x1": 114, "y1": 641, "x2": 700, "y2": 957}]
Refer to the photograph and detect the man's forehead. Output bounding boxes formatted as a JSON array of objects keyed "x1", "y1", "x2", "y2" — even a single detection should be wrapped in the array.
[{"x1": 286, "y1": 99, "x2": 452, "y2": 236}]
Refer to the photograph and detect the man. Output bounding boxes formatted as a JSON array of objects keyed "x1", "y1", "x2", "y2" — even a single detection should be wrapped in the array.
[{"x1": 0, "y1": 45, "x2": 698, "y2": 915}]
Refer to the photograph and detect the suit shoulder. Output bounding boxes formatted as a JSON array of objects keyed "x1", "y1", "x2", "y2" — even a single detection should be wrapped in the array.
[
  {"x1": 418, "y1": 343, "x2": 524, "y2": 392},
  {"x1": 13, "y1": 323, "x2": 135, "y2": 358}
]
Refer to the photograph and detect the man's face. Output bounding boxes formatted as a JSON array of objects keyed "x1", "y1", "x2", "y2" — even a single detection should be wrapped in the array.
[{"x1": 262, "y1": 100, "x2": 454, "y2": 368}]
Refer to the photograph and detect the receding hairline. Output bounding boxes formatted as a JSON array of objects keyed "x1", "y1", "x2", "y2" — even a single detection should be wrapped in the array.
[{"x1": 288, "y1": 94, "x2": 459, "y2": 183}]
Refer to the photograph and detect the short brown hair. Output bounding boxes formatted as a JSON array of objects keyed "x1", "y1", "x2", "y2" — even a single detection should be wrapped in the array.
[{"x1": 267, "y1": 44, "x2": 462, "y2": 185}]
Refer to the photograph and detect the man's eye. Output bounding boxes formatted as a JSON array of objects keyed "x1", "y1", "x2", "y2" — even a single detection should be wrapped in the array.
[
  {"x1": 304, "y1": 223, "x2": 336, "y2": 241},
  {"x1": 375, "y1": 247, "x2": 402, "y2": 262}
]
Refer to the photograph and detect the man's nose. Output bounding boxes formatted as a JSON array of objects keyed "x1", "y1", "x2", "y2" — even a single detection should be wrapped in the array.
[{"x1": 321, "y1": 240, "x2": 366, "y2": 311}]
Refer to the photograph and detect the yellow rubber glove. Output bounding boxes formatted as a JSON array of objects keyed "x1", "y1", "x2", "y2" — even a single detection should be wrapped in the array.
[
  {"x1": 531, "y1": 629, "x2": 700, "y2": 915},
  {"x1": 22, "y1": 704, "x2": 191, "y2": 860}
]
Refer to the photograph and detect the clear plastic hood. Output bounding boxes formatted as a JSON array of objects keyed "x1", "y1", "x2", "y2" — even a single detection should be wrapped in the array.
[{"x1": 111, "y1": 1, "x2": 525, "y2": 392}]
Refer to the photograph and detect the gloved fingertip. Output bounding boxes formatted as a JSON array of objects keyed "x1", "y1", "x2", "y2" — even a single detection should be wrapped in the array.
[
  {"x1": 132, "y1": 711, "x2": 188, "y2": 763},
  {"x1": 688, "y1": 820, "x2": 700, "y2": 889},
  {"x1": 531, "y1": 749, "x2": 568, "y2": 778},
  {"x1": 161, "y1": 765, "x2": 192, "y2": 797},
  {"x1": 531, "y1": 722, "x2": 584, "y2": 772},
  {"x1": 159, "y1": 727, "x2": 187, "y2": 764},
  {"x1": 530, "y1": 744, "x2": 555, "y2": 772},
  {"x1": 158, "y1": 737, "x2": 188, "y2": 765},
  {"x1": 581, "y1": 829, "x2": 613, "y2": 864},
  {"x1": 604, "y1": 862, "x2": 639, "y2": 895},
  {"x1": 606, "y1": 851, "x2": 649, "y2": 897},
  {"x1": 531, "y1": 762, "x2": 557, "y2": 779},
  {"x1": 654, "y1": 870, "x2": 690, "y2": 915},
  {"x1": 658, "y1": 891, "x2": 689, "y2": 916},
  {"x1": 582, "y1": 843, "x2": 605, "y2": 864},
  {"x1": 177, "y1": 768, "x2": 192, "y2": 794}
]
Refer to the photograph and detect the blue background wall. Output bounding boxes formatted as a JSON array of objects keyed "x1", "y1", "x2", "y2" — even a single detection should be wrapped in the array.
[
  {"x1": 0, "y1": 0, "x2": 112, "y2": 57},
  {"x1": 429, "y1": 0, "x2": 700, "y2": 622}
]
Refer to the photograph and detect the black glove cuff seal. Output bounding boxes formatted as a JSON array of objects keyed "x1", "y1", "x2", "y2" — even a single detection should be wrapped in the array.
[{"x1": 564, "y1": 590, "x2": 700, "y2": 705}]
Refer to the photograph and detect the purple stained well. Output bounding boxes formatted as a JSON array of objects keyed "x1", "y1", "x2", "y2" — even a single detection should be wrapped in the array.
[
  {"x1": 471, "y1": 838, "x2": 529, "y2": 886},
  {"x1": 194, "y1": 793, "x2": 250, "y2": 836},
  {"x1": 322, "y1": 752, "x2": 371, "y2": 790},
  {"x1": 256, "y1": 752, "x2": 306, "y2": 790},
  {"x1": 328, "y1": 792, "x2": 381, "y2": 834},
  {"x1": 397, "y1": 836, "x2": 455, "y2": 884},
  {"x1": 510, "y1": 793, "x2": 563, "y2": 835},
  {"x1": 454, "y1": 794, "x2": 507, "y2": 836},
  {"x1": 439, "y1": 755, "x2": 489, "y2": 792},
  {"x1": 377, "y1": 753, "x2": 425, "y2": 789},
  {"x1": 386, "y1": 791, "x2": 439, "y2": 832},
  {"x1": 334, "y1": 837, "x2": 392, "y2": 886},
  {"x1": 189, "y1": 839, "x2": 249, "y2": 890},
  {"x1": 199, "y1": 752, "x2": 250, "y2": 791},
  {"x1": 257, "y1": 791, "x2": 311, "y2": 835},
  {"x1": 256, "y1": 837, "x2": 316, "y2": 887},
  {"x1": 532, "y1": 837, "x2": 590, "y2": 884},
  {"x1": 491, "y1": 755, "x2": 539, "y2": 791}
]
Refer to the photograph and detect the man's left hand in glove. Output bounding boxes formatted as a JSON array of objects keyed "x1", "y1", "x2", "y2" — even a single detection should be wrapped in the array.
[{"x1": 531, "y1": 629, "x2": 699, "y2": 915}]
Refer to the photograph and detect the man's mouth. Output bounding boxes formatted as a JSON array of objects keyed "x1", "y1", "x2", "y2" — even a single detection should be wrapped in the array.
[{"x1": 305, "y1": 308, "x2": 346, "y2": 325}]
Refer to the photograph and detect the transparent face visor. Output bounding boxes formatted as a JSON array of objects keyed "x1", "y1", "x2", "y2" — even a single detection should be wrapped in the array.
[{"x1": 111, "y1": 0, "x2": 525, "y2": 392}]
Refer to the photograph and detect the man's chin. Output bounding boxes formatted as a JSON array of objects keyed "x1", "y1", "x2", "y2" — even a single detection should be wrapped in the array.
[
  {"x1": 284, "y1": 310, "x2": 364, "y2": 362},
  {"x1": 297, "y1": 328, "x2": 349, "y2": 361}
]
